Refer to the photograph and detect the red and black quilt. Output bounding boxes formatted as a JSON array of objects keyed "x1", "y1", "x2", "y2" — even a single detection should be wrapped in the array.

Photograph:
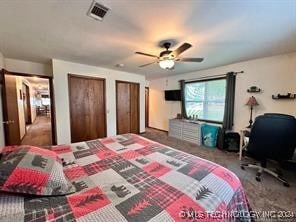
[{"x1": 0, "y1": 134, "x2": 252, "y2": 221}]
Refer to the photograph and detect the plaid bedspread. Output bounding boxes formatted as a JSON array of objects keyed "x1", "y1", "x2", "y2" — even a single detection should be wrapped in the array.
[{"x1": 0, "y1": 134, "x2": 251, "y2": 222}]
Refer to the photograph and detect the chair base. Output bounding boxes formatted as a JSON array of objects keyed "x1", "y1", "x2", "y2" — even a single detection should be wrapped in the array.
[{"x1": 241, "y1": 163, "x2": 290, "y2": 187}]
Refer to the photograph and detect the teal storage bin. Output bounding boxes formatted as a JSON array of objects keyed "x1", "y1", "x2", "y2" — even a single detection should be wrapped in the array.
[{"x1": 201, "y1": 124, "x2": 220, "y2": 148}]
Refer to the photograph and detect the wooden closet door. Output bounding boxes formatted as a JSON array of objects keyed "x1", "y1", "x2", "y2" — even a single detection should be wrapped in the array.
[
  {"x1": 116, "y1": 81, "x2": 139, "y2": 135},
  {"x1": 68, "y1": 75, "x2": 106, "y2": 143},
  {"x1": 1, "y1": 74, "x2": 21, "y2": 145},
  {"x1": 116, "y1": 81, "x2": 131, "y2": 134},
  {"x1": 130, "y1": 83, "x2": 139, "y2": 133},
  {"x1": 145, "y1": 87, "x2": 149, "y2": 127}
]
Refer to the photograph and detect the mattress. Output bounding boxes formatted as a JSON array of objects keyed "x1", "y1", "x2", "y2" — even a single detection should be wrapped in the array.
[{"x1": 0, "y1": 134, "x2": 251, "y2": 222}]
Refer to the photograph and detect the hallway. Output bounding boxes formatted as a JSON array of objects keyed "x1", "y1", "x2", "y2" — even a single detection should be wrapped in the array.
[{"x1": 21, "y1": 116, "x2": 52, "y2": 146}]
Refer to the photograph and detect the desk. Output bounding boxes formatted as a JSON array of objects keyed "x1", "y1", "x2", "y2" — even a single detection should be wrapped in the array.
[{"x1": 239, "y1": 128, "x2": 250, "y2": 160}]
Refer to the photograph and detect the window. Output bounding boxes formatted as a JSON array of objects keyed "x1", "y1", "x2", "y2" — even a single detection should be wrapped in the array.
[
  {"x1": 41, "y1": 94, "x2": 50, "y2": 105},
  {"x1": 184, "y1": 78, "x2": 226, "y2": 122}
]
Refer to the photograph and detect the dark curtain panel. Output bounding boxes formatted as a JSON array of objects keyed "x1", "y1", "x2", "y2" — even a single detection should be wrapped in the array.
[
  {"x1": 179, "y1": 80, "x2": 187, "y2": 118},
  {"x1": 223, "y1": 72, "x2": 236, "y2": 130}
]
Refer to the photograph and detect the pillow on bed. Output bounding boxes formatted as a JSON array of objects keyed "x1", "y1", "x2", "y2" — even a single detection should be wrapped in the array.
[{"x1": 0, "y1": 146, "x2": 75, "y2": 196}]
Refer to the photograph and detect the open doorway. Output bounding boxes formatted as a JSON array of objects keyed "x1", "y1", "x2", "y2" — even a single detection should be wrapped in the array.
[
  {"x1": 1, "y1": 71, "x2": 55, "y2": 146},
  {"x1": 21, "y1": 76, "x2": 52, "y2": 146}
]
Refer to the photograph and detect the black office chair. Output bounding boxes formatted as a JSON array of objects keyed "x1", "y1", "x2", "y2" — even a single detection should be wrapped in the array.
[{"x1": 241, "y1": 113, "x2": 296, "y2": 187}]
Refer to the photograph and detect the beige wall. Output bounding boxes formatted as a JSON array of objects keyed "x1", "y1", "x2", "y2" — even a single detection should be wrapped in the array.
[
  {"x1": 0, "y1": 52, "x2": 4, "y2": 69},
  {"x1": 0, "y1": 52, "x2": 5, "y2": 146},
  {"x1": 52, "y1": 59, "x2": 146, "y2": 144},
  {"x1": 15, "y1": 77, "x2": 38, "y2": 140},
  {"x1": 22, "y1": 78, "x2": 37, "y2": 123},
  {"x1": 29, "y1": 86, "x2": 37, "y2": 122},
  {"x1": 15, "y1": 77, "x2": 26, "y2": 139},
  {"x1": 4, "y1": 58, "x2": 52, "y2": 76},
  {"x1": 149, "y1": 52, "x2": 296, "y2": 131}
]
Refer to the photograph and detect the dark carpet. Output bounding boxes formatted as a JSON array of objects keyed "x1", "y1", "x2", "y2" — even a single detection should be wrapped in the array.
[{"x1": 142, "y1": 128, "x2": 296, "y2": 214}]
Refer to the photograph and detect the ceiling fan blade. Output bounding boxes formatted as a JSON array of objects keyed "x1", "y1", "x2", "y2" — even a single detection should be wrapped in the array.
[
  {"x1": 171, "y1": 43, "x2": 192, "y2": 57},
  {"x1": 139, "y1": 61, "x2": 156, "y2": 67},
  {"x1": 135, "y1": 52, "x2": 158, "y2": 58},
  {"x1": 178, "y1": 58, "x2": 204, "y2": 62}
]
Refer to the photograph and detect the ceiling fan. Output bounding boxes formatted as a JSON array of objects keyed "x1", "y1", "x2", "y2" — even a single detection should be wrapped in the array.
[{"x1": 135, "y1": 42, "x2": 204, "y2": 70}]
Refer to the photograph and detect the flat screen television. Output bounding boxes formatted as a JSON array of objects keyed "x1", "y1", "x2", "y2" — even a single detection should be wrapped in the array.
[{"x1": 164, "y1": 90, "x2": 181, "y2": 101}]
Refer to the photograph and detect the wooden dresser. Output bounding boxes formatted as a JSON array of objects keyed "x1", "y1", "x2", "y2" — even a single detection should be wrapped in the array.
[{"x1": 168, "y1": 119, "x2": 201, "y2": 145}]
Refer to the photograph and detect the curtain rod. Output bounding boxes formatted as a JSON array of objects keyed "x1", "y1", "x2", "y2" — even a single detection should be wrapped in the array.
[{"x1": 183, "y1": 71, "x2": 244, "y2": 82}]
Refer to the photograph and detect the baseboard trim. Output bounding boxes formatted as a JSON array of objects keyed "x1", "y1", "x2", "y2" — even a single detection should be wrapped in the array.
[{"x1": 147, "y1": 126, "x2": 168, "y2": 133}]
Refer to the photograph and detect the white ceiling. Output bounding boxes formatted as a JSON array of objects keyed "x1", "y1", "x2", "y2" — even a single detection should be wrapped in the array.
[
  {"x1": 0, "y1": 0, "x2": 295, "y2": 79},
  {"x1": 24, "y1": 77, "x2": 49, "y2": 91}
]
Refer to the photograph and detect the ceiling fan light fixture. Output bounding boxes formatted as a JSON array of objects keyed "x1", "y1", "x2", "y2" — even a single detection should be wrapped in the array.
[
  {"x1": 159, "y1": 59, "x2": 175, "y2": 69},
  {"x1": 136, "y1": 42, "x2": 203, "y2": 69}
]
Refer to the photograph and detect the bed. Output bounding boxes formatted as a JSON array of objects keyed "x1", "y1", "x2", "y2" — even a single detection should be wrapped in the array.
[{"x1": 0, "y1": 134, "x2": 251, "y2": 222}]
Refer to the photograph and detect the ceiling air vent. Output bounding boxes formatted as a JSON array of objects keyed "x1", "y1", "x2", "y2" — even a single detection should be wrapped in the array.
[{"x1": 87, "y1": 1, "x2": 109, "y2": 21}]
